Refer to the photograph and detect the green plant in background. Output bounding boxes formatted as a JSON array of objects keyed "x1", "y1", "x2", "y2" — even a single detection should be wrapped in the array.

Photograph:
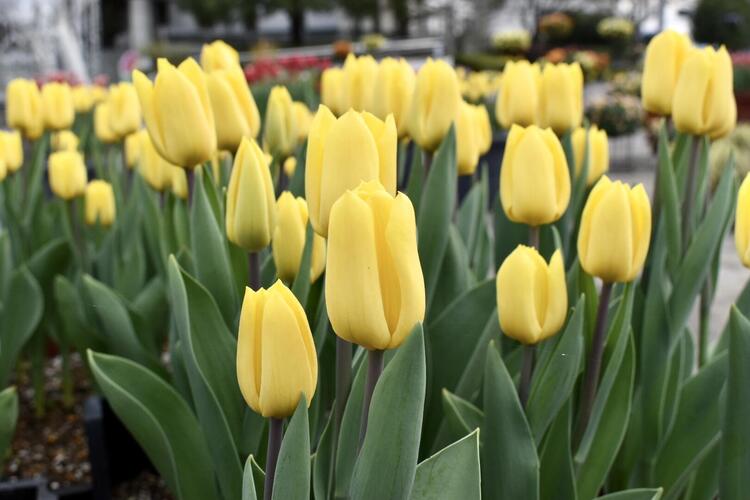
[{"x1": 694, "y1": 0, "x2": 750, "y2": 51}]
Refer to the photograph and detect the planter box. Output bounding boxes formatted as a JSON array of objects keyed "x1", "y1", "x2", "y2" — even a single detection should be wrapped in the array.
[{"x1": 0, "y1": 478, "x2": 55, "y2": 500}]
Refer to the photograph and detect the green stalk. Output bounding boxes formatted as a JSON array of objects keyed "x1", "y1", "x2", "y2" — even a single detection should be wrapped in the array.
[
  {"x1": 681, "y1": 136, "x2": 701, "y2": 250},
  {"x1": 264, "y1": 417, "x2": 284, "y2": 500},
  {"x1": 358, "y1": 349, "x2": 384, "y2": 448},
  {"x1": 248, "y1": 251, "x2": 261, "y2": 291}
]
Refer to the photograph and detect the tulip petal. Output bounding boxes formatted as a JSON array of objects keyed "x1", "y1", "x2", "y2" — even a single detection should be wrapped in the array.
[
  {"x1": 500, "y1": 124, "x2": 525, "y2": 217},
  {"x1": 363, "y1": 112, "x2": 398, "y2": 195},
  {"x1": 237, "y1": 287, "x2": 264, "y2": 413},
  {"x1": 305, "y1": 105, "x2": 337, "y2": 235},
  {"x1": 275, "y1": 282, "x2": 318, "y2": 399},
  {"x1": 577, "y1": 175, "x2": 612, "y2": 266},
  {"x1": 541, "y1": 250, "x2": 568, "y2": 340},
  {"x1": 737, "y1": 175, "x2": 750, "y2": 266},
  {"x1": 133, "y1": 70, "x2": 168, "y2": 158},
  {"x1": 508, "y1": 128, "x2": 558, "y2": 225},
  {"x1": 673, "y1": 48, "x2": 712, "y2": 135},
  {"x1": 496, "y1": 246, "x2": 544, "y2": 344},
  {"x1": 584, "y1": 181, "x2": 633, "y2": 283},
  {"x1": 627, "y1": 184, "x2": 652, "y2": 281},
  {"x1": 541, "y1": 127, "x2": 571, "y2": 217}
]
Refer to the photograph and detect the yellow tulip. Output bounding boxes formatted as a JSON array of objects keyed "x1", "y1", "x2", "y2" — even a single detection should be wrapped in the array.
[
  {"x1": 41, "y1": 82, "x2": 75, "y2": 131},
  {"x1": 108, "y1": 82, "x2": 141, "y2": 138},
  {"x1": 138, "y1": 129, "x2": 176, "y2": 192},
  {"x1": 372, "y1": 57, "x2": 415, "y2": 137},
  {"x1": 571, "y1": 126, "x2": 609, "y2": 186},
  {"x1": 310, "y1": 233, "x2": 326, "y2": 283},
  {"x1": 206, "y1": 66, "x2": 261, "y2": 151},
  {"x1": 272, "y1": 192, "x2": 327, "y2": 284},
  {"x1": 456, "y1": 100, "x2": 480, "y2": 176},
  {"x1": 0, "y1": 130, "x2": 24, "y2": 173},
  {"x1": 0, "y1": 160, "x2": 6, "y2": 182},
  {"x1": 736, "y1": 174, "x2": 750, "y2": 267},
  {"x1": 133, "y1": 58, "x2": 217, "y2": 167},
  {"x1": 6, "y1": 79, "x2": 44, "y2": 140},
  {"x1": 293, "y1": 101, "x2": 313, "y2": 141},
  {"x1": 48, "y1": 151, "x2": 87, "y2": 200},
  {"x1": 342, "y1": 53, "x2": 378, "y2": 112},
  {"x1": 321, "y1": 67, "x2": 347, "y2": 116},
  {"x1": 474, "y1": 104, "x2": 493, "y2": 155},
  {"x1": 52, "y1": 130, "x2": 79, "y2": 152},
  {"x1": 641, "y1": 30, "x2": 691, "y2": 115},
  {"x1": 171, "y1": 166, "x2": 189, "y2": 199},
  {"x1": 325, "y1": 181, "x2": 425, "y2": 350},
  {"x1": 236, "y1": 281, "x2": 318, "y2": 418},
  {"x1": 124, "y1": 132, "x2": 141, "y2": 168},
  {"x1": 672, "y1": 45, "x2": 736, "y2": 138},
  {"x1": 495, "y1": 60, "x2": 540, "y2": 128},
  {"x1": 91, "y1": 85, "x2": 108, "y2": 104},
  {"x1": 226, "y1": 137, "x2": 276, "y2": 251},
  {"x1": 72, "y1": 85, "x2": 96, "y2": 113},
  {"x1": 407, "y1": 58, "x2": 461, "y2": 151},
  {"x1": 264, "y1": 86, "x2": 297, "y2": 158},
  {"x1": 305, "y1": 105, "x2": 397, "y2": 237},
  {"x1": 283, "y1": 156, "x2": 297, "y2": 177},
  {"x1": 94, "y1": 103, "x2": 118, "y2": 144},
  {"x1": 85, "y1": 180, "x2": 116, "y2": 226},
  {"x1": 538, "y1": 62, "x2": 583, "y2": 134},
  {"x1": 578, "y1": 176, "x2": 652, "y2": 282},
  {"x1": 200, "y1": 40, "x2": 240, "y2": 72},
  {"x1": 496, "y1": 246, "x2": 567, "y2": 345},
  {"x1": 500, "y1": 124, "x2": 570, "y2": 226}
]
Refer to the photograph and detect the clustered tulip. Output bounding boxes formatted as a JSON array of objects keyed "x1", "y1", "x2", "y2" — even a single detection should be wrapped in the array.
[
  {"x1": 52, "y1": 130, "x2": 80, "y2": 153},
  {"x1": 264, "y1": 86, "x2": 298, "y2": 158},
  {"x1": 320, "y1": 67, "x2": 347, "y2": 116},
  {"x1": 0, "y1": 130, "x2": 24, "y2": 174},
  {"x1": 538, "y1": 62, "x2": 584, "y2": 134},
  {"x1": 273, "y1": 192, "x2": 326, "y2": 284},
  {"x1": 407, "y1": 58, "x2": 461, "y2": 151},
  {"x1": 94, "y1": 102, "x2": 118, "y2": 144},
  {"x1": 343, "y1": 53, "x2": 379, "y2": 112},
  {"x1": 108, "y1": 82, "x2": 141, "y2": 138},
  {"x1": 48, "y1": 150, "x2": 87, "y2": 200},
  {"x1": 200, "y1": 40, "x2": 240, "y2": 72},
  {"x1": 496, "y1": 60, "x2": 540, "y2": 128},
  {"x1": 6, "y1": 79, "x2": 44, "y2": 140},
  {"x1": 124, "y1": 132, "x2": 141, "y2": 168},
  {"x1": 641, "y1": 30, "x2": 690, "y2": 116},
  {"x1": 85, "y1": 180, "x2": 116, "y2": 227},
  {"x1": 206, "y1": 66, "x2": 261, "y2": 151},
  {"x1": 572, "y1": 125, "x2": 609, "y2": 186},
  {"x1": 72, "y1": 85, "x2": 97, "y2": 113},
  {"x1": 456, "y1": 100, "x2": 480, "y2": 176},
  {"x1": 372, "y1": 57, "x2": 415, "y2": 137},
  {"x1": 41, "y1": 82, "x2": 75, "y2": 131}
]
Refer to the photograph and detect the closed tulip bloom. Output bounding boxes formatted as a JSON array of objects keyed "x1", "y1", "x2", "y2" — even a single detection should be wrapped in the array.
[
  {"x1": 736, "y1": 174, "x2": 750, "y2": 267},
  {"x1": 52, "y1": 130, "x2": 79, "y2": 152},
  {"x1": 306, "y1": 105, "x2": 397, "y2": 236},
  {"x1": 138, "y1": 130, "x2": 175, "y2": 191},
  {"x1": 326, "y1": 181, "x2": 425, "y2": 350},
  {"x1": 538, "y1": 62, "x2": 583, "y2": 134},
  {"x1": 49, "y1": 151, "x2": 87, "y2": 200},
  {"x1": 578, "y1": 176, "x2": 652, "y2": 283},
  {"x1": 226, "y1": 137, "x2": 276, "y2": 251},
  {"x1": 571, "y1": 126, "x2": 609, "y2": 186},
  {"x1": 496, "y1": 60, "x2": 540, "y2": 128},
  {"x1": 41, "y1": 82, "x2": 75, "y2": 131},
  {"x1": 108, "y1": 82, "x2": 141, "y2": 138},
  {"x1": 91, "y1": 85, "x2": 108, "y2": 104},
  {"x1": 264, "y1": 86, "x2": 297, "y2": 158},
  {"x1": 496, "y1": 246, "x2": 567, "y2": 345},
  {"x1": 500, "y1": 124, "x2": 570, "y2": 226},
  {"x1": 456, "y1": 100, "x2": 480, "y2": 176},
  {"x1": 321, "y1": 67, "x2": 347, "y2": 116},
  {"x1": 372, "y1": 57, "x2": 416, "y2": 137},
  {"x1": 6, "y1": 79, "x2": 44, "y2": 139},
  {"x1": 342, "y1": 53, "x2": 378, "y2": 112},
  {"x1": 237, "y1": 281, "x2": 318, "y2": 418},
  {"x1": 85, "y1": 180, "x2": 116, "y2": 226},
  {"x1": 673, "y1": 46, "x2": 735, "y2": 138},
  {"x1": 171, "y1": 166, "x2": 188, "y2": 199},
  {"x1": 133, "y1": 58, "x2": 217, "y2": 168},
  {"x1": 273, "y1": 192, "x2": 327, "y2": 283},
  {"x1": 94, "y1": 103, "x2": 118, "y2": 143},
  {"x1": 0, "y1": 131, "x2": 24, "y2": 173},
  {"x1": 641, "y1": 30, "x2": 690, "y2": 115},
  {"x1": 200, "y1": 40, "x2": 240, "y2": 72},
  {"x1": 283, "y1": 156, "x2": 297, "y2": 177},
  {"x1": 474, "y1": 104, "x2": 493, "y2": 155},
  {"x1": 72, "y1": 85, "x2": 96, "y2": 113},
  {"x1": 407, "y1": 58, "x2": 461, "y2": 151},
  {"x1": 124, "y1": 132, "x2": 141, "y2": 168},
  {"x1": 206, "y1": 66, "x2": 261, "y2": 151},
  {"x1": 293, "y1": 101, "x2": 313, "y2": 141}
]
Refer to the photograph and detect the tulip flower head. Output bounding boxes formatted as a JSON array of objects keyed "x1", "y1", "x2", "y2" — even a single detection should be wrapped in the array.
[
  {"x1": 283, "y1": 156, "x2": 297, "y2": 177},
  {"x1": 94, "y1": 102, "x2": 119, "y2": 144},
  {"x1": 496, "y1": 246, "x2": 567, "y2": 345},
  {"x1": 496, "y1": 60, "x2": 540, "y2": 128},
  {"x1": 342, "y1": 53, "x2": 379, "y2": 112},
  {"x1": 273, "y1": 192, "x2": 327, "y2": 284},
  {"x1": 48, "y1": 150, "x2": 87, "y2": 200},
  {"x1": 735, "y1": 174, "x2": 750, "y2": 267},
  {"x1": 293, "y1": 101, "x2": 313, "y2": 142},
  {"x1": 474, "y1": 103, "x2": 493, "y2": 156},
  {"x1": 407, "y1": 58, "x2": 461, "y2": 151},
  {"x1": 264, "y1": 86, "x2": 298, "y2": 158},
  {"x1": 237, "y1": 281, "x2": 318, "y2": 418},
  {"x1": 321, "y1": 67, "x2": 347, "y2": 116},
  {"x1": 206, "y1": 66, "x2": 261, "y2": 151},
  {"x1": 124, "y1": 132, "x2": 141, "y2": 168},
  {"x1": 138, "y1": 129, "x2": 176, "y2": 192},
  {"x1": 0, "y1": 130, "x2": 24, "y2": 173},
  {"x1": 200, "y1": 40, "x2": 240, "y2": 72},
  {"x1": 107, "y1": 82, "x2": 141, "y2": 138},
  {"x1": 85, "y1": 180, "x2": 116, "y2": 227},
  {"x1": 500, "y1": 124, "x2": 571, "y2": 226},
  {"x1": 577, "y1": 176, "x2": 652, "y2": 283},
  {"x1": 305, "y1": 105, "x2": 397, "y2": 237},
  {"x1": 171, "y1": 166, "x2": 189, "y2": 199},
  {"x1": 41, "y1": 82, "x2": 75, "y2": 131},
  {"x1": 538, "y1": 62, "x2": 583, "y2": 134},
  {"x1": 72, "y1": 85, "x2": 96, "y2": 113},
  {"x1": 571, "y1": 125, "x2": 609, "y2": 186},
  {"x1": 326, "y1": 181, "x2": 425, "y2": 350},
  {"x1": 52, "y1": 130, "x2": 80, "y2": 153},
  {"x1": 6, "y1": 79, "x2": 44, "y2": 139},
  {"x1": 641, "y1": 30, "x2": 691, "y2": 116},
  {"x1": 456, "y1": 100, "x2": 480, "y2": 176},
  {"x1": 372, "y1": 57, "x2": 416, "y2": 137}
]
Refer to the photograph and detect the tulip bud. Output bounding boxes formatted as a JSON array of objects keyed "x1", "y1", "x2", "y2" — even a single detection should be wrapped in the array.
[
  {"x1": 49, "y1": 151, "x2": 87, "y2": 200},
  {"x1": 133, "y1": 58, "x2": 217, "y2": 167},
  {"x1": 91, "y1": 85, "x2": 108, "y2": 104},
  {"x1": 52, "y1": 130, "x2": 79, "y2": 152},
  {"x1": 206, "y1": 66, "x2": 261, "y2": 151},
  {"x1": 326, "y1": 181, "x2": 425, "y2": 350},
  {"x1": 500, "y1": 125, "x2": 571, "y2": 226},
  {"x1": 41, "y1": 82, "x2": 75, "y2": 131},
  {"x1": 124, "y1": 132, "x2": 141, "y2": 168},
  {"x1": 226, "y1": 137, "x2": 276, "y2": 251},
  {"x1": 342, "y1": 53, "x2": 378, "y2": 112},
  {"x1": 641, "y1": 30, "x2": 690, "y2": 116},
  {"x1": 293, "y1": 101, "x2": 313, "y2": 142},
  {"x1": 306, "y1": 105, "x2": 397, "y2": 236},
  {"x1": 672, "y1": 46, "x2": 736, "y2": 138},
  {"x1": 735, "y1": 174, "x2": 750, "y2": 267},
  {"x1": 496, "y1": 246, "x2": 567, "y2": 345},
  {"x1": 138, "y1": 129, "x2": 176, "y2": 192},
  {"x1": 474, "y1": 104, "x2": 493, "y2": 155},
  {"x1": 578, "y1": 176, "x2": 652, "y2": 283},
  {"x1": 85, "y1": 180, "x2": 116, "y2": 227},
  {"x1": 237, "y1": 281, "x2": 318, "y2": 418},
  {"x1": 321, "y1": 67, "x2": 346, "y2": 116},
  {"x1": 571, "y1": 125, "x2": 609, "y2": 186},
  {"x1": 108, "y1": 82, "x2": 141, "y2": 138},
  {"x1": 6, "y1": 79, "x2": 44, "y2": 140},
  {"x1": 0, "y1": 130, "x2": 24, "y2": 173},
  {"x1": 495, "y1": 60, "x2": 540, "y2": 128},
  {"x1": 283, "y1": 156, "x2": 297, "y2": 177},
  {"x1": 372, "y1": 57, "x2": 416, "y2": 137},
  {"x1": 171, "y1": 166, "x2": 189, "y2": 199},
  {"x1": 407, "y1": 58, "x2": 461, "y2": 151},
  {"x1": 538, "y1": 62, "x2": 583, "y2": 134},
  {"x1": 264, "y1": 86, "x2": 297, "y2": 158},
  {"x1": 273, "y1": 192, "x2": 327, "y2": 283},
  {"x1": 200, "y1": 40, "x2": 240, "y2": 72},
  {"x1": 72, "y1": 85, "x2": 96, "y2": 113},
  {"x1": 456, "y1": 100, "x2": 480, "y2": 176}
]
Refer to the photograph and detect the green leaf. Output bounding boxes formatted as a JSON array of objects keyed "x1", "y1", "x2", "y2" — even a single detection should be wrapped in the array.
[
  {"x1": 493, "y1": 195, "x2": 527, "y2": 269},
  {"x1": 539, "y1": 402, "x2": 577, "y2": 500},
  {"x1": 405, "y1": 146, "x2": 424, "y2": 213},
  {"x1": 351, "y1": 324, "x2": 427, "y2": 500},
  {"x1": 54, "y1": 276, "x2": 104, "y2": 354},
  {"x1": 657, "y1": 124, "x2": 682, "y2": 276},
  {"x1": 242, "y1": 455, "x2": 258, "y2": 500},
  {"x1": 719, "y1": 307, "x2": 750, "y2": 500},
  {"x1": 457, "y1": 181, "x2": 483, "y2": 258},
  {"x1": 0, "y1": 386, "x2": 18, "y2": 470},
  {"x1": 26, "y1": 237, "x2": 72, "y2": 285},
  {"x1": 272, "y1": 398, "x2": 311, "y2": 500},
  {"x1": 411, "y1": 430, "x2": 481, "y2": 500},
  {"x1": 312, "y1": 413, "x2": 334, "y2": 500},
  {"x1": 417, "y1": 128, "x2": 457, "y2": 312},
  {"x1": 428, "y1": 225, "x2": 471, "y2": 315},
  {"x1": 453, "y1": 310, "x2": 501, "y2": 402},
  {"x1": 481, "y1": 341, "x2": 539, "y2": 500},
  {"x1": 291, "y1": 223, "x2": 314, "y2": 306},
  {"x1": 334, "y1": 352, "x2": 367, "y2": 498},
  {"x1": 88, "y1": 350, "x2": 220, "y2": 500},
  {"x1": 441, "y1": 390, "x2": 483, "y2": 442},
  {"x1": 684, "y1": 445, "x2": 720, "y2": 500},
  {"x1": 0, "y1": 267, "x2": 43, "y2": 385},
  {"x1": 596, "y1": 489, "x2": 663, "y2": 500}
]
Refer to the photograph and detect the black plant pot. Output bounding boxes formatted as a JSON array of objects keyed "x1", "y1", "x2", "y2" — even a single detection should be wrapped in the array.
[{"x1": 0, "y1": 478, "x2": 55, "y2": 500}]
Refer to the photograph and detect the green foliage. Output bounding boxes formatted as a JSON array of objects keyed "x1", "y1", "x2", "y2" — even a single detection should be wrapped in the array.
[{"x1": 693, "y1": 0, "x2": 750, "y2": 50}]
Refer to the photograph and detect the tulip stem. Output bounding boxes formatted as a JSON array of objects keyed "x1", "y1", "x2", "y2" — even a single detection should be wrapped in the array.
[
  {"x1": 248, "y1": 251, "x2": 261, "y2": 291},
  {"x1": 359, "y1": 349, "x2": 384, "y2": 448},
  {"x1": 66, "y1": 199, "x2": 87, "y2": 271},
  {"x1": 681, "y1": 137, "x2": 701, "y2": 250},
  {"x1": 423, "y1": 150, "x2": 433, "y2": 178},
  {"x1": 331, "y1": 337, "x2": 352, "y2": 490},
  {"x1": 574, "y1": 281, "x2": 613, "y2": 448},
  {"x1": 519, "y1": 345, "x2": 535, "y2": 407},
  {"x1": 264, "y1": 417, "x2": 283, "y2": 500},
  {"x1": 529, "y1": 226, "x2": 540, "y2": 250}
]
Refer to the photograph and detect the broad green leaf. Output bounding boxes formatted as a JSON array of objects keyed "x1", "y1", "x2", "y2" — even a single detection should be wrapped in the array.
[
  {"x1": 242, "y1": 454, "x2": 258, "y2": 500},
  {"x1": 453, "y1": 309, "x2": 501, "y2": 402},
  {"x1": 334, "y1": 355, "x2": 367, "y2": 498},
  {"x1": 291, "y1": 224, "x2": 314, "y2": 306},
  {"x1": 684, "y1": 445, "x2": 720, "y2": 500},
  {"x1": 457, "y1": 181, "x2": 483, "y2": 258},
  {"x1": 0, "y1": 232, "x2": 12, "y2": 300},
  {"x1": 0, "y1": 267, "x2": 43, "y2": 385},
  {"x1": 597, "y1": 489, "x2": 663, "y2": 500},
  {"x1": 410, "y1": 430, "x2": 481, "y2": 500},
  {"x1": 482, "y1": 341, "x2": 539, "y2": 500},
  {"x1": 129, "y1": 277, "x2": 169, "y2": 350},
  {"x1": 272, "y1": 398, "x2": 310, "y2": 500},
  {"x1": 54, "y1": 276, "x2": 104, "y2": 354},
  {"x1": 428, "y1": 225, "x2": 471, "y2": 315},
  {"x1": 0, "y1": 386, "x2": 18, "y2": 470},
  {"x1": 441, "y1": 390, "x2": 483, "y2": 443},
  {"x1": 88, "y1": 351, "x2": 219, "y2": 500},
  {"x1": 26, "y1": 237, "x2": 72, "y2": 285},
  {"x1": 657, "y1": 124, "x2": 682, "y2": 276},
  {"x1": 405, "y1": 145, "x2": 424, "y2": 212},
  {"x1": 22, "y1": 133, "x2": 49, "y2": 226},
  {"x1": 540, "y1": 402, "x2": 577, "y2": 500},
  {"x1": 312, "y1": 413, "x2": 334, "y2": 500},
  {"x1": 493, "y1": 195, "x2": 528, "y2": 268},
  {"x1": 350, "y1": 324, "x2": 427, "y2": 500}
]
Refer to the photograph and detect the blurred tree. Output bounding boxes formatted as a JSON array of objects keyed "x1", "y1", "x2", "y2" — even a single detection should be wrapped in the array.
[
  {"x1": 339, "y1": 0, "x2": 379, "y2": 36},
  {"x1": 693, "y1": 0, "x2": 750, "y2": 50},
  {"x1": 388, "y1": 0, "x2": 409, "y2": 36},
  {"x1": 238, "y1": 0, "x2": 262, "y2": 30},
  {"x1": 177, "y1": 0, "x2": 236, "y2": 27}
]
